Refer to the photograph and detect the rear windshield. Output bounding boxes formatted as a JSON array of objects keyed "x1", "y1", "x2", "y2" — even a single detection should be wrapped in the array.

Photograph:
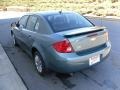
[{"x1": 45, "y1": 13, "x2": 94, "y2": 32}]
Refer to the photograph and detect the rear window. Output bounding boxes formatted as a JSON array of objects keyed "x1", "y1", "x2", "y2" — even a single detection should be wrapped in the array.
[{"x1": 45, "y1": 13, "x2": 93, "y2": 32}]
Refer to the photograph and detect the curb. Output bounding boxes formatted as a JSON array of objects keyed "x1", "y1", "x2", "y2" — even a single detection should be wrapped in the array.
[
  {"x1": 0, "y1": 44, "x2": 27, "y2": 90},
  {"x1": 0, "y1": 11, "x2": 120, "y2": 22},
  {"x1": 0, "y1": 11, "x2": 27, "y2": 19}
]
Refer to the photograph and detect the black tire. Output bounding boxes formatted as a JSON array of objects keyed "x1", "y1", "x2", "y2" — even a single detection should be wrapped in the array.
[{"x1": 34, "y1": 51, "x2": 46, "y2": 76}]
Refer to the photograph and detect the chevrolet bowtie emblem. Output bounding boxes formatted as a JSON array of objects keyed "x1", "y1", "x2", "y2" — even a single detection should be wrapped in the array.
[{"x1": 91, "y1": 37, "x2": 96, "y2": 41}]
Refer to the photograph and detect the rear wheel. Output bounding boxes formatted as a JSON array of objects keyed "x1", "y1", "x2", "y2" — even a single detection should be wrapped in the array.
[{"x1": 34, "y1": 51, "x2": 46, "y2": 76}]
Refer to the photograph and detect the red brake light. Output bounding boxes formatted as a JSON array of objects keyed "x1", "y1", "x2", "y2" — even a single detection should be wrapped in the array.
[{"x1": 53, "y1": 39, "x2": 74, "y2": 53}]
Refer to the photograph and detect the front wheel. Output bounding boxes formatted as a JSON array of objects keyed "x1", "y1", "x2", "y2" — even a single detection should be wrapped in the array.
[
  {"x1": 34, "y1": 51, "x2": 46, "y2": 76},
  {"x1": 11, "y1": 33, "x2": 17, "y2": 46}
]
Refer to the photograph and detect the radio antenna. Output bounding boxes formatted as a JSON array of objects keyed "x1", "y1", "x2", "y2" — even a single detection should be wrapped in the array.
[{"x1": 59, "y1": 10, "x2": 62, "y2": 14}]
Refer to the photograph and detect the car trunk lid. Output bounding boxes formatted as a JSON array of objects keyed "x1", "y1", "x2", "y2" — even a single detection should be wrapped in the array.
[{"x1": 57, "y1": 26, "x2": 107, "y2": 52}]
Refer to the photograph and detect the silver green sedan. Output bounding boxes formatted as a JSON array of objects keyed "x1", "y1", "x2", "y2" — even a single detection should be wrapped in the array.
[{"x1": 11, "y1": 11, "x2": 111, "y2": 75}]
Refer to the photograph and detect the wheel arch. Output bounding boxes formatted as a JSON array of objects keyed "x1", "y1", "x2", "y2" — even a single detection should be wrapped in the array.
[{"x1": 31, "y1": 43, "x2": 49, "y2": 67}]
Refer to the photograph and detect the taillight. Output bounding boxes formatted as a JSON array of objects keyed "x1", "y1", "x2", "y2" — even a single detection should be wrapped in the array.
[{"x1": 52, "y1": 39, "x2": 74, "y2": 53}]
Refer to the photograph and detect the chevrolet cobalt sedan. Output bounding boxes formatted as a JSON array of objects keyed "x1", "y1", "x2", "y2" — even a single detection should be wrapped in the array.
[{"x1": 11, "y1": 11, "x2": 111, "y2": 75}]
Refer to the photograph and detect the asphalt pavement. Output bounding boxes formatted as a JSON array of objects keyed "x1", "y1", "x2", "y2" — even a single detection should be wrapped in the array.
[{"x1": 0, "y1": 14, "x2": 120, "y2": 90}]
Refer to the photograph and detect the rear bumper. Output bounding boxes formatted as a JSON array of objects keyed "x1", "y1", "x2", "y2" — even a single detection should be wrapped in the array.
[{"x1": 47, "y1": 41, "x2": 111, "y2": 73}]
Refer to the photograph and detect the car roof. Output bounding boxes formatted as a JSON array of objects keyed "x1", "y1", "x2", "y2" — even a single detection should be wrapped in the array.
[{"x1": 26, "y1": 10, "x2": 77, "y2": 17}]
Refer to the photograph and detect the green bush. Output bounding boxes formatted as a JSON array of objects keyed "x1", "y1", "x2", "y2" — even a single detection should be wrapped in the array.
[{"x1": 0, "y1": 0, "x2": 120, "y2": 17}]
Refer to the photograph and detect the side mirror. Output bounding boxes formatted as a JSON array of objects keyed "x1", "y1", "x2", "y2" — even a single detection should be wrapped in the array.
[
  {"x1": 11, "y1": 22, "x2": 16, "y2": 28},
  {"x1": 11, "y1": 22, "x2": 19, "y2": 30},
  {"x1": 11, "y1": 21, "x2": 21, "y2": 27}
]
